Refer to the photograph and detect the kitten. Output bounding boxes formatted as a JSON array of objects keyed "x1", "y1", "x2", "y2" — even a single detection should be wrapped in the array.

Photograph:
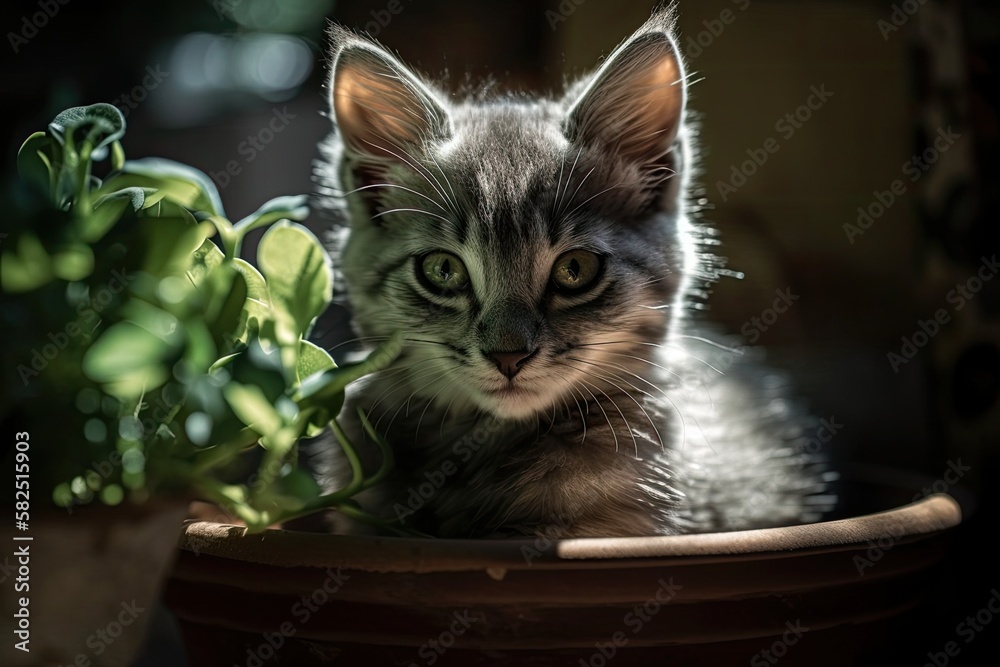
[{"x1": 314, "y1": 7, "x2": 835, "y2": 538}]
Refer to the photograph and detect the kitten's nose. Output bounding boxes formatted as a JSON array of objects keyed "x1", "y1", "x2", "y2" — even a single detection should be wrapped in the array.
[{"x1": 486, "y1": 350, "x2": 535, "y2": 379}]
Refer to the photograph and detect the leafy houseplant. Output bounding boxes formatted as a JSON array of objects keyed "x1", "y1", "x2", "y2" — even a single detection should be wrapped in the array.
[
  {"x1": 2, "y1": 102, "x2": 402, "y2": 665},
  {"x1": 3, "y1": 103, "x2": 400, "y2": 529}
]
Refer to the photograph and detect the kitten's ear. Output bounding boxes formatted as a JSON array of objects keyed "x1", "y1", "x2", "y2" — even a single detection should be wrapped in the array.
[
  {"x1": 329, "y1": 28, "x2": 450, "y2": 163},
  {"x1": 564, "y1": 14, "x2": 685, "y2": 167}
]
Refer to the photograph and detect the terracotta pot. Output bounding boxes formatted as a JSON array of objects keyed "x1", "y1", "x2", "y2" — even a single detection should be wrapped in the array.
[
  {"x1": 2, "y1": 502, "x2": 189, "y2": 667},
  {"x1": 164, "y1": 475, "x2": 961, "y2": 666}
]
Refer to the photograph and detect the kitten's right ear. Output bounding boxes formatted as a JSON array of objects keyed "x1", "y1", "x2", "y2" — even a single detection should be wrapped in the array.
[
  {"x1": 564, "y1": 11, "x2": 685, "y2": 171},
  {"x1": 329, "y1": 27, "x2": 450, "y2": 166}
]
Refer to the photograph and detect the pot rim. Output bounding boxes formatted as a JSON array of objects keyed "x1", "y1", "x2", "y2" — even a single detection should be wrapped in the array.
[{"x1": 177, "y1": 492, "x2": 961, "y2": 573}]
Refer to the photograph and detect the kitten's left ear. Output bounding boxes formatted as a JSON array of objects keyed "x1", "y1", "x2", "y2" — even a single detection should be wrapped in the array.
[
  {"x1": 564, "y1": 13, "x2": 685, "y2": 167},
  {"x1": 329, "y1": 27, "x2": 450, "y2": 162}
]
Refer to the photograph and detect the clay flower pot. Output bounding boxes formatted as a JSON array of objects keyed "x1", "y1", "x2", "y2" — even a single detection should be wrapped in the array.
[
  {"x1": 2, "y1": 502, "x2": 189, "y2": 667},
  {"x1": 164, "y1": 473, "x2": 961, "y2": 666}
]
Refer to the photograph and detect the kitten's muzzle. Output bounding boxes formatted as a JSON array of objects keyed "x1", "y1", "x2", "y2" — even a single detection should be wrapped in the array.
[{"x1": 485, "y1": 349, "x2": 538, "y2": 379}]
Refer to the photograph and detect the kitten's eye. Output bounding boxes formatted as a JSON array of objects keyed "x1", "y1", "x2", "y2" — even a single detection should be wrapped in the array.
[
  {"x1": 419, "y1": 251, "x2": 470, "y2": 294},
  {"x1": 551, "y1": 250, "x2": 602, "y2": 293}
]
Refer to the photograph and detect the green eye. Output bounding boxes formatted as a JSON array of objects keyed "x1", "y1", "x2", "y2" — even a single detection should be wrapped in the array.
[
  {"x1": 419, "y1": 251, "x2": 470, "y2": 294},
  {"x1": 551, "y1": 249, "x2": 602, "y2": 293}
]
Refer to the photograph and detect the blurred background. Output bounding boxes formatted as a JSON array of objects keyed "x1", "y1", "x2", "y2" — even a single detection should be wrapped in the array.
[{"x1": 3, "y1": 0, "x2": 998, "y2": 663}]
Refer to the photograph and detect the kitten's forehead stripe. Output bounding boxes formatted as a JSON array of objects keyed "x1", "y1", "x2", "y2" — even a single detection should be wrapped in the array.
[{"x1": 451, "y1": 106, "x2": 561, "y2": 235}]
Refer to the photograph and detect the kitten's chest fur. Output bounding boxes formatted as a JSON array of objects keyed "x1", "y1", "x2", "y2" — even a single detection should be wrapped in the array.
[
  {"x1": 326, "y1": 333, "x2": 832, "y2": 538},
  {"x1": 364, "y1": 394, "x2": 669, "y2": 538}
]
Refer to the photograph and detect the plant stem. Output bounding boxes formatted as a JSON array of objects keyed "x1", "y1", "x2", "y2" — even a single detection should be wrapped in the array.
[
  {"x1": 357, "y1": 408, "x2": 394, "y2": 491},
  {"x1": 329, "y1": 417, "x2": 366, "y2": 498},
  {"x1": 191, "y1": 476, "x2": 262, "y2": 528},
  {"x1": 192, "y1": 427, "x2": 262, "y2": 475}
]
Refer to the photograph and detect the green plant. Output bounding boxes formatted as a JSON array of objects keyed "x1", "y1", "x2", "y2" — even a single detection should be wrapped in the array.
[{"x1": 2, "y1": 103, "x2": 400, "y2": 531}]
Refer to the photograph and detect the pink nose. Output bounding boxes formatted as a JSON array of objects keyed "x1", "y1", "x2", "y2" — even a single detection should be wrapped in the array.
[{"x1": 487, "y1": 350, "x2": 534, "y2": 379}]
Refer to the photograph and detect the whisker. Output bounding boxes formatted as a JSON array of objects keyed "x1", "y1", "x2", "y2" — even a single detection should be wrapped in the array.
[
  {"x1": 660, "y1": 342, "x2": 725, "y2": 375},
  {"x1": 565, "y1": 357, "x2": 664, "y2": 453},
  {"x1": 574, "y1": 354, "x2": 698, "y2": 453},
  {"x1": 427, "y1": 152, "x2": 460, "y2": 215},
  {"x1": 326, "y1": 335, "x2": 448, "y2": 354},
  {"x1": 552, "y1": 151, "x2": 567, "y2": 218},
  {"x1": 574, "y1": 354, "x2": 678, "y2": 406},
  {"x1": 539, "y1": 400, "x2": 557, "y2": 438},
  {"x1": 582, "y1": 347, "x2": 712, "y2": 405},
  {"x1": 672, "y1": 334, "x2": 745, "y2": 355},
  {"x1": 560, "y1": 165, "x2": 597, "y2": 219},
  {"x1": 573, "y1": 339, "x2": 681, "y2": 370},
  {"x1": 399, "y1": 146, "x2": 453, "y2": 214},
  {"x1": 564, "y1": 384, "x2": 587, "y2": 445},
  {"x1": 552, "y1": 360, "x2": 636, "y2": 454},
  {"x1": 555, "y1": 147, "x2": 584, "y2": 218},
  {"x1": 401, "y1": 367, "x2": 459, "y2": 419},
  {"x1": 557, "y1": 367, "x2": 617, "y2": 452},
  {"x1": 368, "y1": 356, "x2": 454, "y2": 389},
  {"x1": 636, "y1": 276, "x2": 667, "y2": 287},
  {"x1": 402, "y1": 337, "x2": 451, "y2": 347},
  {"x1": 562, "y1": 182, "x2": 625, "y2": 220},
  {"x1": 339, "y1": 182, "x2": 447, "y2": 212},
  {"x1": 378, "y1": 366, "x2": 457, "y2": 435},
  {"x1": 372, "y1": 208, "x2": 454, "y2": 226},
  {"x1": 366, "y1": 357, "x2": 451, "y2": 418},
  {"x1": 358, "y1": 137, "x2": 451, "y2": 207},
  {"x1": 413, "y1": 367, "x2": 463, "y2": 443},
  {"x1": 325, "y1": 335, "x2": 393, "y2": 353},
  {"x1": 680, "y1": 408, "x2": 717, "y2": 456},
  {"x1": 439, "y1": 394, "x2": 459, "y2": 441}
]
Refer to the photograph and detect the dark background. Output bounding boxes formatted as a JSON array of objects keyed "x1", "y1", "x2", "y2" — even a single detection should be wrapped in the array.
[{"x1": 3, "y1": 0, "x2": 999, "y2": 664}]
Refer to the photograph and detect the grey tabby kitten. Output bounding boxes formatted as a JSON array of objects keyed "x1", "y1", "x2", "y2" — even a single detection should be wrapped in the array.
[{"x1": 314, "y1": 7, "x2": 835, "y2": 538}]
